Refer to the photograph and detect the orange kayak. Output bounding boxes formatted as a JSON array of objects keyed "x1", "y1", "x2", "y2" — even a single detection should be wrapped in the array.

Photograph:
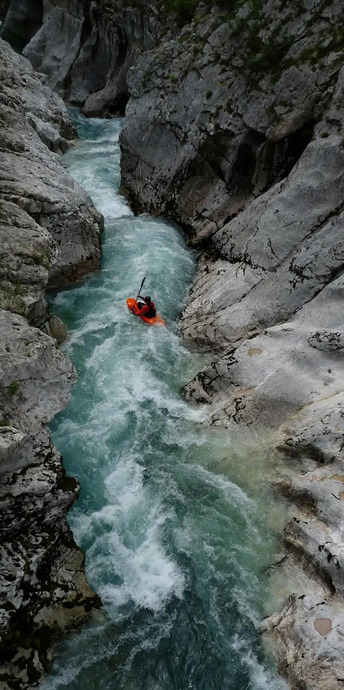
[{"x1": 127, "y1": 298, "x2": 166, "y2": 327}]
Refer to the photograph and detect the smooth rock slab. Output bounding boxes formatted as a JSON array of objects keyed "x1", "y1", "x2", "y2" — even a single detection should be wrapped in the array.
[
  {"x1": 181, "y1": 136, "x2": 344, "y2": 351},
  {"x1": 184, "y1": 275, "x2": 344, "y2": 430},
  {"x1": 263, "y1": 594, "x2": 344, "y2": 689}
]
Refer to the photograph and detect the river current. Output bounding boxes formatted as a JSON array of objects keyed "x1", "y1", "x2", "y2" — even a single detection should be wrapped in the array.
[{"x1": 42, "y1": 112, "x2": 287, "y2": 690}]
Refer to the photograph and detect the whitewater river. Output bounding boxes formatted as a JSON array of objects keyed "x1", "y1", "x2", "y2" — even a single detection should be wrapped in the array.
[{"x1": 43, "y1": 112, "x2": 288, "y2": 690}]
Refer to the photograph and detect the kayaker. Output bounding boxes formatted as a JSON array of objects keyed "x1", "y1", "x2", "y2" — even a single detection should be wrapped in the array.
[{"x1": 135, "y1": 295, "x2": 157, "y2": 318}]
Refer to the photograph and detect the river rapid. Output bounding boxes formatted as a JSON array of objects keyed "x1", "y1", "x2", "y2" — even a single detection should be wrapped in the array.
[{"x1": 42, "y1": 112, "x2": 288, "y2": 690}]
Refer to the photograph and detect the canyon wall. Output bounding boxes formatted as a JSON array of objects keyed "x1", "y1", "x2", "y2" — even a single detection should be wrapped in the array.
[
  {"x1": 2, "y1": 0, "x2": 163, "y2": 116},
  {"x1": 0, "y1": 39, "x2": 102, "y2": 689}
]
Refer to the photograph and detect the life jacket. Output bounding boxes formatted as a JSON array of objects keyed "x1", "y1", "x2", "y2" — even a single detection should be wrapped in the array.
[
  {"x1": 133, "y1": 300, "x2": 148, "y2": 316},
  {"x1": 134, "y1": 297, "x2": 156, "y2": 318}
]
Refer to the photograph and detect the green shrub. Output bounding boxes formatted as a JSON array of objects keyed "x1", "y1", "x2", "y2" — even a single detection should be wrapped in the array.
[
  {"x1": 164, "y1": 0, "x2": 241, "y2": 27},
  {"x1": 8, "y1": 381, "x2": 19, "y2": 395}
]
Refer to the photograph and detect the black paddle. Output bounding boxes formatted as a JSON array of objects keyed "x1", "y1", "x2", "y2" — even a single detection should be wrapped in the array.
[{"x1": 132, "y1": 276, "x2": 146, "y2": 311}]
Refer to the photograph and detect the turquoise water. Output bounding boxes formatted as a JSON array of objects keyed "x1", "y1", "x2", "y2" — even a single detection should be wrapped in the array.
[{"x1": 43, "y1": 112, "x2": 287, "y2": 690}]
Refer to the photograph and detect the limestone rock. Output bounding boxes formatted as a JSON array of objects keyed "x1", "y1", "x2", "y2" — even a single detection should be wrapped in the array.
[
  {"x1": 0, "y1": 200, "x2": 53, "y2": 326},
  {"x1": 9, "y1": 0, "x2": 164, "y2": 117},
  {"x1": 120, "y1": 0, "x2": 344, "y2": 238},
  {"x1": 43, "y1": 314, "x2": 68, "y2": 345},
  {"x1": 2, "y1": 2, "x2": 344, "y2": 688},
  {"x1": 0, "y1": 310, "x2": 99, "y2": 687},
  {"x1": 0, "y1": 38, "x2": 103, "y2": 291},
  {"x1": 0, "y1": 38, "x2": 75, "y2": 152},
  {"x1": 184, "y1": 275, "x2": 344, "y2": 429},
  {"x1": 0, "y1": 309, "x2": 76, "y2": 435},
  {"x1": 0, "y1": 41, "x2": 102, "y2": 688},
  {"x1": 263, "y1": 594, "x2": 344, "y2": 689},
  {"x1": 181, "y1": 136, "x2": 344, "y2": 351}
]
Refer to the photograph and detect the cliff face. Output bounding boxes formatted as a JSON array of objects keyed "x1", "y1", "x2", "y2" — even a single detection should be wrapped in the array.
[
  {"x1": 2, "y1": 0, "x2": 163, "y2": 116},
  {"x1": 0, "y1": 39, "x2": 102, "y2": 689},
  {"x1": 120, "y1": 0, "x2": 343, "y2": 235}
]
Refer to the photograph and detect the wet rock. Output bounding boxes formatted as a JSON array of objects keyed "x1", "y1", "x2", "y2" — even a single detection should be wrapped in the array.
[
  {"x1": 263, "y1": 594, "x2": 344, "y2": 689},
  {"x1": 43, "y1": 314, "x2": 68, "y2": 345}
]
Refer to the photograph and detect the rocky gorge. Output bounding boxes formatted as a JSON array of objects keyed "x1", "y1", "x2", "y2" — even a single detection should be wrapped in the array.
[
  {"x1": 1, "y1": 0, "x2": 344, "y2": 688},
  {"x1": 0, "y1": 37, "x2": 103, "y2": 688}
]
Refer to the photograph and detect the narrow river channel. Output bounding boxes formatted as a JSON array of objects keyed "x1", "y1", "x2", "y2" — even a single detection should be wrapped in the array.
[{"x1": 42, "y1": 112, "x2": 288, "y2": 690}]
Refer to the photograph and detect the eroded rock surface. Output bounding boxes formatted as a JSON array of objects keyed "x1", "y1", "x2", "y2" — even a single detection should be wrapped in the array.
[
  {"x1": 2, "y1": 0, "x2": 163, "y2": 117},
  {"x1": 0, "y1": 39, "x2": 103, "y2": 295},
  {"x1": 117, "y1": 2, "x2": 344, "y2": 686},
  {"x1": 263, "y1": 594, "x2": 344, "y2": 689},
  {"x1": 120, "y1": 0, "x2": 344, "y2": 237},
  {"x1": 0, "y1": 40, "x2": 102, "y2": 689},
  {"x1": 0, "y1": 311, "x2": 99, "y2": 688},
  {"x1": 2, "y1": 0, "x2": 344, "y2": 686}
]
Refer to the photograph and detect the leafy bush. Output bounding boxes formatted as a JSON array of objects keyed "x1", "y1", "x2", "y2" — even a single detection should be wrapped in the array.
[
  {"x1": 8, "y1": 381, "x2": 20, "y2": 395},
  {"x1": 164, "y1": 0, "x2": 237, "y2": 27}
]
